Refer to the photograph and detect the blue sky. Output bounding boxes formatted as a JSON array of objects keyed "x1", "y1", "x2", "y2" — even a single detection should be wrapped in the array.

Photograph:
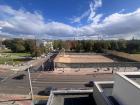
[{"x1": 0, "y1": 0, "x2": 140, "y2": 39}]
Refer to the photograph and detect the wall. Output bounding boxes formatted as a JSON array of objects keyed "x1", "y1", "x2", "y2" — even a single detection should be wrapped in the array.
[
  {"x1": 112, "y1": 73, "x2": 140, "y2": 105},
  {"x1": 93, "y1": 82, "x2": 113, "y2": 105},
  {"x1": 55, "y1": 62, "x2": 140, "y2": 68},
  {"x1": 47, "y1": 91, "x2": 91, "y2": 105}
]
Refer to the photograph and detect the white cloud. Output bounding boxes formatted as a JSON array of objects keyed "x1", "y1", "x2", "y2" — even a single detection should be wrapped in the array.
[
  {"x1": 88, "y1": 0, "x2": 102, "y2": 22},
  {"x1": 93, "y1": 0, "x2": 102, "y2": 9},
  {"x1": 45, "y1": 22, "x2": 76, "y2": 36},
  {"x1": 81, "y1": 8, "x2": 140, "y2": 39},
  {"x1": 88, "y1": 2, "x2": 96, "y2": 22},
  {"x1": 70, "y1": 10, "x2": 90, "y2": 23},
  {"x1": 0, "y1": 5, "x2": 76, "y2": 38},
  {"x1": 0, "y1": 5, "x2": 140, "y2": 40},
  {"x1": 0, "y1": 5, "x2": 46, "y2": 35},
  {"x1": 100, "y1": 8, "x2": 140, "y2": 35},
  {"x1": 71, "y1": 0, "x2": 102, "y2": 24},
  {"x1": 91, "y1": 14, "x2": 103, "y2": 24}
]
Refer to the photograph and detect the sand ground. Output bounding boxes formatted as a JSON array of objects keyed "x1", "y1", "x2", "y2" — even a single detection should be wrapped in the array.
[{"x1": 54, "y1": 54, "x2": 114, "y2": 63}]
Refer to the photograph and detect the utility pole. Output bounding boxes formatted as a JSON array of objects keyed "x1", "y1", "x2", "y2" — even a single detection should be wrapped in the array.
[{"x1": 28, "y1": 65, "x2": 34, "y2": 105}]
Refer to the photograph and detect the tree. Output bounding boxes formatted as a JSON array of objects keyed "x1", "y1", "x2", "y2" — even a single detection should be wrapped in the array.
[
  {"x1": 15, "y1": 43, "x2": 25, "y2": 52},
  {"x1": 110, "y1": 41, "x2": 119, "y2": 50}
]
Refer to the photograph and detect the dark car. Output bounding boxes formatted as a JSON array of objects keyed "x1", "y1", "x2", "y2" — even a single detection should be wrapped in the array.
[
  {"x1": 84, "y1": 81, "x2": 94, "y2": 87},
  {"x1": 38, "y1": 86, "x2": 57, "y2": 96}
]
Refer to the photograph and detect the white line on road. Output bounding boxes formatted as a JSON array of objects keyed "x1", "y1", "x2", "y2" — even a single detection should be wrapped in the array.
[{"x1": 32, "y1": 81, "x2": 86, "y2": 84}]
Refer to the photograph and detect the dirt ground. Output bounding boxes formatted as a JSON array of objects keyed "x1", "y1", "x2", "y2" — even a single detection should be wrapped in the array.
[{"x1": 54, "y1": 54, "x2": 114, "y2": 63}]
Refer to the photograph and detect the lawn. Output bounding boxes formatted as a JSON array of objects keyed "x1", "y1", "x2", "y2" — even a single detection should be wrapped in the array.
[{"x1": 0, "y1": 52, "x2": 31, "y2": 65}]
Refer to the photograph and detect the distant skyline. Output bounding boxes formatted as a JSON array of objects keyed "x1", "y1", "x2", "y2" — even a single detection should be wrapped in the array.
[{"x1": 0, "y1": 0, "x2": 140, "y2": 39}]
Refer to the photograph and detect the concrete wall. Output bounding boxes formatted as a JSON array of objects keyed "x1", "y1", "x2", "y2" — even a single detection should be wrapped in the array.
[
  {"x1": 47, "y1": 90, "x2": 93, "y2": 105},
  {"x1": 50, "y1": 95, "x2": 64, "y2": 105},
  {"x1": 55, "y1": 62, "x2": 140, "y2": 68},
  {"x1": 48, "y1": 94, "x2": 89, "y2": 105},
  {"x1": 93, "y1": 85, "x2": 109, "y2": 105},
  {"x1": 93, "y1": 82, "x2": 113, "y2": 105},
  {"x1": 112, "y1": 73, "x2": 140, "y2": 105}
]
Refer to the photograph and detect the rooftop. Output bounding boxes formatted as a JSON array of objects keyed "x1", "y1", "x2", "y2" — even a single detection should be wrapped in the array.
[
  {"x1": 94, "y1": 72, "x2": 140, "y2": 105},
  {"x1": 47, "y1": 90, "x2": 96, "y2": 105},
  {"x1": 117, "y1": 72, "x2": 140, "y2": 89},
  {"x1": 93, "y1": 81, "x2": 120, "y2": 105}
]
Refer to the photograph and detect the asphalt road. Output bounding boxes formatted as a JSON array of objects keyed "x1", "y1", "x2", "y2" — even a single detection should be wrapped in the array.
[{"x1": 0, "y1": 71, "x2": 113, "y2": 95}]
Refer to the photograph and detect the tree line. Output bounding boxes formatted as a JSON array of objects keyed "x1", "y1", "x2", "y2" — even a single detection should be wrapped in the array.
[
  {"x1": 3, "y1": 39, "x2": 140, "y2": 56},
  {"x1": 53, "y1": 39, "x2": 140, "y2": 54},
  {"x1": 3, "y1": 38, "x2": 46, "y2": 57}
]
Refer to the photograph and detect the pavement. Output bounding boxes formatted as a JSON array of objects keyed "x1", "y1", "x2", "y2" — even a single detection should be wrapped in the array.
[
  {"x1": 0, "y1": 56, "x2": 49, "y2": 72},
  {"x1": 0, "y1": 94, "x2": 31, "y2": 105},
  {"x1": 54, "y1": 67, "x2": 139, "y2": 75}
]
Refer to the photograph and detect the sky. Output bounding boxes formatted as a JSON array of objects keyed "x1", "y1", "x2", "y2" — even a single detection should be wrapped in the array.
[{"x1": 0, "y1": 0, "x2": 140, "y2": 40}]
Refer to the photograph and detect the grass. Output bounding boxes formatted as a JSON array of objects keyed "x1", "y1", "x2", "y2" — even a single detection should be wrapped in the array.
[
  {"x1": 0, "y1": 49, "x2": 11, "y2": 53},
  {"x1": 0, "y1": 52, "x2": 31, "y2": 65}
]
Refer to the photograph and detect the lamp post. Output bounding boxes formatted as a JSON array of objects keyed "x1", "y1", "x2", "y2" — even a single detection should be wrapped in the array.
[{"x1": 27, "y1": 65, "x2": 34, "y2": 105}]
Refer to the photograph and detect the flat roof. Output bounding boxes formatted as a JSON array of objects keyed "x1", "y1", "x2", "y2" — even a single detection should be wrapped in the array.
[
  {"x1": 125, "y1": 73, "x2": 140, "y2": 86},
  {"x1": 94, "y1": 81, "x2": 120, "y2": 105},
  {"x1": 47, "y1": 89, "x2": 96, "y2": 105},
  {"x1": 130, "y1": 77, "x2": 140, "y2": 85},
  {"x1": 116, "y1": 72, "x2": 140, "y2": 89}
]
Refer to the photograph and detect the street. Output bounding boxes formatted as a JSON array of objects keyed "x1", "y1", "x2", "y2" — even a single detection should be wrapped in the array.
[{"x1": 0, "y1": 71, "x2": 113, "y2": 95}]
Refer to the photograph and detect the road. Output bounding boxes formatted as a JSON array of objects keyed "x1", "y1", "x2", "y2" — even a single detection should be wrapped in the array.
[{"x1": 0, "y1": 71, "x2": 113, "y2": 95}]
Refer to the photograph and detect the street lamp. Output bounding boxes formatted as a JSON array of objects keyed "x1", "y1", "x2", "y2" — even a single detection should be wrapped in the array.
[{"x1": 27, "y1": 64, "x2": 34, "y2": 105}]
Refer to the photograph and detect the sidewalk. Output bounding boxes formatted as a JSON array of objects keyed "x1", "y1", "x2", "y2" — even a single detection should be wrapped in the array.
[
  {"x1": 0, "y1": 94, "x2": 31, "y2": 105},
  {"x1": 0, "y1": 57, "x2": 49, "y2": 71},
  {"x1": 43, "y1": 68, "x2": 112, "y2": 75},
  {"x1": 44, "y1": 67, "x2": 138, "y2": 75}
]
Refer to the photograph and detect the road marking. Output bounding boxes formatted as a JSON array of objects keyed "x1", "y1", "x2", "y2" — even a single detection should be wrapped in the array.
[{"x1": 32, "y1": 81, "x2": 86, "y2": 84}]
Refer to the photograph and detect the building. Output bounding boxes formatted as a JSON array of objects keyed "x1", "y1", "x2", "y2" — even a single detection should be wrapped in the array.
[
  {"x1": 0, "y1": 45, "x2": 6, "y2": 50},
  {"x1": 47, "y1": 72, "x2": 140, "y2": 105},
  {"x1": 42, "y1": 40, "x2": 54, "y2": 51},
  {"x1": 94, "y1": 72, "x2": 140, "y2": 105},
  {"x1": 0, "y1": 39, "x2": 6, "y2": 50},
  {"x1": 47, "y1": 90, "x2": 95, "y2": 105}
]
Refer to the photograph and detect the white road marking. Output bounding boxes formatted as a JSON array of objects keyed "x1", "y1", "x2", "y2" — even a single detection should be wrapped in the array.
[{"x1": 32, "y1": 81, "x2": 86, "y2": 84}]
